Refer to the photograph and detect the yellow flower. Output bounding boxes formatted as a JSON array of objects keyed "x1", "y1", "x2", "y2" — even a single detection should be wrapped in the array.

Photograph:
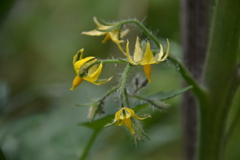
[
  {"x1": 125, "y1": 37, "x2": 170, "y2": 82},
  {"x1": 70, "y1": 49, "x2": 112, "y2": 91},
  {"x1": 82, "y1": 17, "x2": 129, "y2": 53},
  {"x1": 107, "y1": 107, "x2": 151, "y2": 134}
]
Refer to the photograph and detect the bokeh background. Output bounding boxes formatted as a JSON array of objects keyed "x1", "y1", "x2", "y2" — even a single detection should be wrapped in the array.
[
  {"x1": 0, "y1": 0, "x2": 187, "y2": 160},
  {"x1": 4, "y1": 0, "x2": 240, "y2": 160}
]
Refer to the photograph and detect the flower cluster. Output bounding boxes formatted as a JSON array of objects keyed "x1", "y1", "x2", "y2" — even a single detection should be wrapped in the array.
[{"x1": 70, "y1": 17, "x2": 172, "y2": 139}]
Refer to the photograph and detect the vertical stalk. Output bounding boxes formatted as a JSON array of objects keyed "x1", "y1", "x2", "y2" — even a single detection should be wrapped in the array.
[
  {"x1": 79, "y1": 130, "x2": 100, "y2": 160},
  {"x1": 199, "y1": 0, "x2": 240, "y2": 159},
  {"x1": 119, "y1": 64, "x2": 131, "y2": 105}
]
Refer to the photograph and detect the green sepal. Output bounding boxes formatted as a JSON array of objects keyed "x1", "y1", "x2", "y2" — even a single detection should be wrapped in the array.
[
  {"x1": 97, "y1": 24, "x2": 122, "y2": 32},
  {"x1": 95, "y1": 78, "x2": 112, "y2": 83},
  {"x1": 76, "y1": 102, "x2": 96, "y2": 107},
  {"x1": 104, "y1": 119, "x2": 116, "y2": 128}
]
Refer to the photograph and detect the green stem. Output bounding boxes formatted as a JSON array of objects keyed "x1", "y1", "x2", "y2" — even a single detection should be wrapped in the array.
[
  {"x1": 80, "y1": 59, "x2": 127, "y2": 77},
  {"x1": 99, "y1": 84, "x2": 120, "y2": 101},
  {"x1": 79, "y1": 130, "x2": 100, "y2": 160},
  {"x1": 224, "y1": 103, "x2": 240, "y2": 145},
  {"x1": 119, "y1": 64, "x2": 131, "y2": 106},
  {"x1": 199, "y1": 0, "x2": 240, "y2": 159},
  {"x1": 124, "y1": 88, "x2": 130, "y2": 108}
]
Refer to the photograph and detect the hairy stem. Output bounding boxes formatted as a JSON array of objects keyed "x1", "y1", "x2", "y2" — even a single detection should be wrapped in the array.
[{"x1": 119, "y1": 64, "x2": 131, "y2": 106}]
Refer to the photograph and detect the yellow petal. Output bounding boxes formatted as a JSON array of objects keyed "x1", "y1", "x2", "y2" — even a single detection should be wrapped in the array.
[
  {"x1": 73, "y1": 48, "x2": 84, "y2": 65},
  {"x1": 123, "y1": 119, "x2": 135, "y2": 134},
  {"x1": 139, "y1": 42, "x2": 156, "y2": 65},
  {"x1": 70, "y1": 76, "x2": 83, "y2": 91},
  {"x1": 161, "y1": 39, "x2": 170, "y2": 61},
  {"x1": 84, "y1": 63, "x2": 103, "y2": 82},
  {"x1": 102, "y1": 33, "x2": 111, "y2": 43},
  {"x1": 93, "y1": 17, "x2": 102, "y2": 28},
  {"x1": 93, "y1": 17, "x2": 111, "y2": 30},
  {"x1": 156, "y1": 44, "x2": 164, "y2": 61},
  {"x1": 125, "y1": 40, "x2": 138, "y2": 65},
  {"x1": 74, "y1": 57, "x2": 96, "y2": 74},
  {"x1": 82, "y1": 29, "x2": 106, "y2": 36},
  {"x1": 120, "y1": 29, "x2": 129, "y2": 39},
  {"x1": 116, "y1": 120, "x2": 123, "y2": 126},
  {"x1": 133, "y1": 36, "x2": 143, "y2": 62},
  {"x1": 132, "y1": 114, "x2": 151, "y2": 120},
  {"x1": 115, "y1": 108, "x2": 123, "y2": 120},
  {"x1": 123, "y1": 107, "x2": 134, "y2": 116},
  {"x1": 116, "y1": 43, "x2": 125, "y2": 55},
  {"x1": 143, "y1": 64, "x2": 152, "y2": 82},
  {"x1": 87, "y1": 64, "x2": 99, "y2": 75},
  {"x1": 92, "y1": 76, "x2": 113, "y2": 85},
  {"x1": 108, "y1": 30, "x2": 124, "y2": 44}
]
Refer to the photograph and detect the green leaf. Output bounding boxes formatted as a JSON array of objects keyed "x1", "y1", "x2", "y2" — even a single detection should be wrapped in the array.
[
  {"x1": 150, "y1": 85, "x2": 193, "y2": 100},
  {"x1": 78, "y1": 115, "x2": 114, "y2": 131}
]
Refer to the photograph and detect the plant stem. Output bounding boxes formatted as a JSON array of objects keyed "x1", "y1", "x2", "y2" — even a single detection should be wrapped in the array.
[
  {"x1": 199, "y1": 0, "x2": 240, "y2": 159},
  {"x1": 119, "y1": 64, "x2": 131, "y2": 106},
  {"x1": 100, "y1": 84, "x2": 120, "y2": 101},
  {"x1": 79, "y1": 130, "x2": 100, "y2": 160},
  {"x1": 80, "y1": 59, "x2": 127, "y2": 77}
]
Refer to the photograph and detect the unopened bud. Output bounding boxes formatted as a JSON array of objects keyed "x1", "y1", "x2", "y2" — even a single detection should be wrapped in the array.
[
  {"x1": 141, "y1": 79, "x2": 148, "y2": 87},
  {"x1": 87, "y1": 105, "x2": 99, "y2": 121},
  {"x1": 135, "y1": 78, "x2": 139, "y2": 87}
]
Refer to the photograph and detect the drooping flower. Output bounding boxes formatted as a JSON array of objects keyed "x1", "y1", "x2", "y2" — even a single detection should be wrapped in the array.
[
  {"x1": 70, "y1": 49, "x2": 112, "y2": 91},
  {"x1": 105, "y1": 107, "x2": 151, "y2": 134},
  {"x1": 82, "y1": 17, "x2": 129, "y2": 53},
  {"x1": 125, "y1": 37, "x2": 170, "y2": 82}
]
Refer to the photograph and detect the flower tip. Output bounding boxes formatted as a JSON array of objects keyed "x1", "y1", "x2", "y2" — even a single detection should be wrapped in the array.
[
  {"x1": 71, "y1": 76, "x2": 83, "y2": 91},
  {"x1": 81, "y1": 31, "x2": 87, "y2": 35},
  {"x1": 70, "y1": 87, "x2": 75, "y2": 91},
  {"x1": 131, "y1": 130, "x2": 135, "y2": 135}
]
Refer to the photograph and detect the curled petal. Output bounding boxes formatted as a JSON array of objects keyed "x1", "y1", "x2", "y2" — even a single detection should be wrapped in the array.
[
  {"x1": 132, "y1": 114, "x2": 151, "y2": 120},
  {"x1": 161, "y1": 39, "x2": 170, "y2": 61},
  {"x1": 156, "y1": 44, "x2": 164, "y2": 61},
  {"x1": 73, "y1": 48, "x2": 84, "y2": 65},
  {"x1": 73, "y1": 57, "x2": 96, "y2": 74},
  {"x1": 87, "y1": 64, "x2": 99, "y2": 75},
  {"x1": 125, "y1": 40, "x2": 138, "y2": 65},
  {"x1": 92, "y1": 76, "x2": 113, "y2": 85},
  {"x1": 84, "y1": 63, "x2": 103, "y2": 82},
  {"x1": 93, "y1": 17, "x2": 111, "y2": 30},
  {"x1": 93, "y1": 17, "x2": 102, "y2": 28},
  {"x1": 108, "y1": 30, "x2": 124, "y2": 44}
]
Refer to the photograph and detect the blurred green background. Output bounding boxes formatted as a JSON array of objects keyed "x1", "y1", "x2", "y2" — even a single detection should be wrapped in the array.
[{"x1": 0, "y1": 0, "x2": 186, "y2": 160}]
